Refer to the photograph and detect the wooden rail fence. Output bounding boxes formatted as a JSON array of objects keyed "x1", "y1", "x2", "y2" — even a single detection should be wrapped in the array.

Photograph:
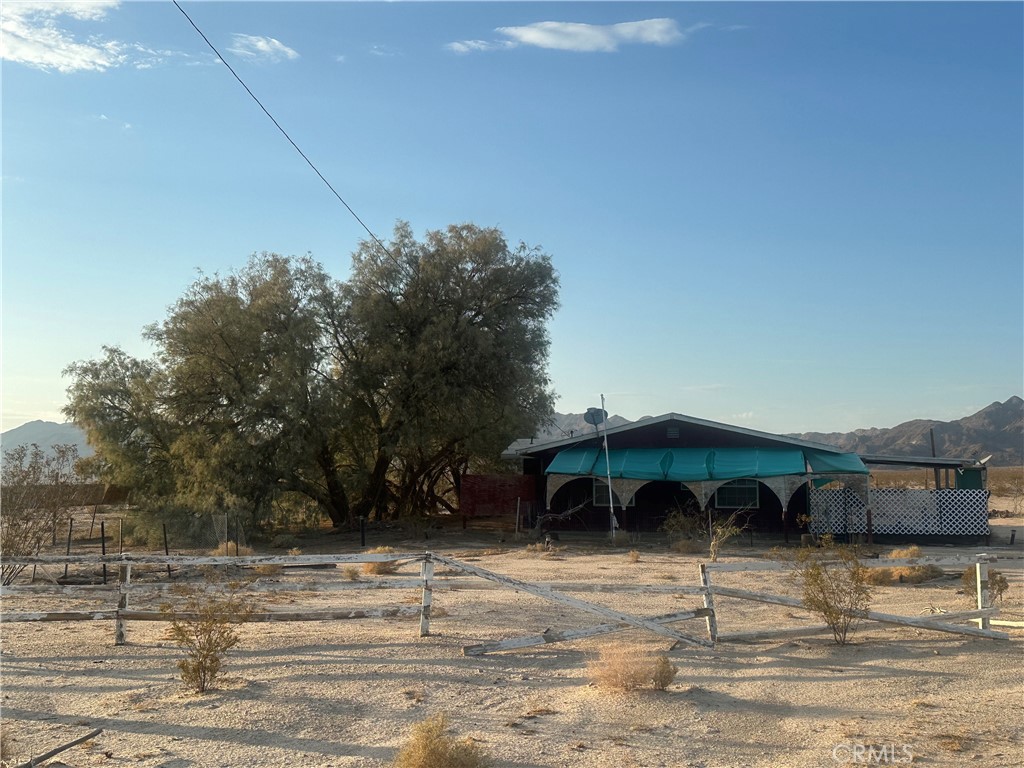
[{"x1": 0, "y1": 552, "x2": 1015, "y2": 651}]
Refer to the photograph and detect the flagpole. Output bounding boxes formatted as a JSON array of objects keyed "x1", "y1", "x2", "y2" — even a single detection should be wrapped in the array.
[{"x1": 600, "y1": 394, "x2": 616, "y2": 543}]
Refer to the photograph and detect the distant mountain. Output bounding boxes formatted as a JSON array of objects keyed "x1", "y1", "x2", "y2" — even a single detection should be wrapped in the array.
[
  {"x1": 535, "y1": 412, "x2": 632, "y2": 440},
  {"x1": 0, "y1": 421, "x2": 92, "y2": 458},
  {"x1": 790, "y1": 396, "x2": 1023, "y2": 466}
]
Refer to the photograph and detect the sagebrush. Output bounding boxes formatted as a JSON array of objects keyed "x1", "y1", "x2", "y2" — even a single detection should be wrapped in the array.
[
  {"x1": 392, "y1": 713, "x2": 491, "y2": 768},
  {"x1": 587, "y1": 644, "x2": 678, "y2": 692},
  {"x1": 162, "y1": 589, "x2": 252, "y2": 693},
  {"x1": 788, "y1": 544, "x2": 872, "y2": 645},
  {"x1": 961, "y1": 568, "x2": 1010, "y2": 603},
  {"x1": 363, "y1": 546, "x2": 400, "y2": 575}
]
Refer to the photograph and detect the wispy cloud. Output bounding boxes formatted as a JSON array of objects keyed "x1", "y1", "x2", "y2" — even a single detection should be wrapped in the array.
[
  {"x1": 227, "y1": 34, "x2": 299, "y2": 63},
  {"x1": 448, "y1": 19, "x2": 709, "y2": 55},
  {"x1": 1, "y1": 2, "x2": 211, "y2": 73},
  {"x1": 730, "y1": 411, "x2": 755, "y2": 422},
  {"x1": 1, "y1": 0, "x2": 125, "y2": 72}
]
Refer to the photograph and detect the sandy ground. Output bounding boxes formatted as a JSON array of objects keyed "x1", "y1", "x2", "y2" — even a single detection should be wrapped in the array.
[{"x1": 2, "y1": 518, "x2": 1022, "y2": 768}]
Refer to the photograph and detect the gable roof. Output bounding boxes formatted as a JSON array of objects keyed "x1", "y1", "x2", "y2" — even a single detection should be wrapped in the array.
[{"x1": 508, "y1": 412, "x2": 847, "y2": 459}]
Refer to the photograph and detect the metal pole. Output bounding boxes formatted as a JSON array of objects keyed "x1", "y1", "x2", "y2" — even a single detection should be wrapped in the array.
[
  {"x1": 163, "y1": 523, "x2": 172, "y2": 578},
  {"x1": 600, "y1": 394, "x2": 616, "y2": 543},
  {"x1": 360, "y1": 516, "x2": 367, "y2": 547},
  {"x1": 100, "y1": 520, "x2": 107, "y2": 585},
  {"x1": 64, "y1": 520, "x2": 74, "y2": 581}
]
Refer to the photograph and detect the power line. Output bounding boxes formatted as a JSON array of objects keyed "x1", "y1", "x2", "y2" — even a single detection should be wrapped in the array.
[{"x1": 171, "y1": 0, "x2": 395, "y2": 262}]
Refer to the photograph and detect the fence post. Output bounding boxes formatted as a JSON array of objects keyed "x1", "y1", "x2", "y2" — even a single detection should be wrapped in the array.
[
  {"x1": 975, "y1": 559, "x2": 991, "y2": 631},
  {"x1": 64, "y1": 518, "x2": 74, "y2": 579},
  {"x1": 101, "y1": 521, "x2": 107, "y2": 585},
  {"x1": 419, "y1": 555, "x2": 434, "y2": 637},
  {"x1": 115, "y1": 562, "x2": 132, "y2": 646},
  {"x1": 699, "y1": 563, "x2": 718, "y2": 644}
]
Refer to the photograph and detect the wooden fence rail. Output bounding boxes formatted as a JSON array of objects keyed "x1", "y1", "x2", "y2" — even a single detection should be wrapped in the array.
[{"x1": 0, "y1": 552, "x2": 1016, "y2": 650}]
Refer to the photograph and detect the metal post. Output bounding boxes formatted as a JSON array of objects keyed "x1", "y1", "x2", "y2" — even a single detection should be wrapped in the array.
[
  {"x1": 163, "y1": 523, "x2": 172, "y2": 578},
  {"x1": 100, "y1": 520, "x2": 107, "y2": 585},
  {"x1": 64, "y1": 520, "x2": 74, "y2": 581},
  {"x1": 115, "y1": 563, "x2": 131, "y2": 646},
  {"x1": 360, "y1": 516, "x2": 367, "y2": 548},
  {"x1": 600, "y1": 394, "x2": 616, "y2": 543},
  {"x1": 699, "y1": 563, "x2": 718, "y2": 644}
]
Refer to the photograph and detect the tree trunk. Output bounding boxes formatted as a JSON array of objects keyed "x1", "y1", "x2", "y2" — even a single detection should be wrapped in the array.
[{"x1": 317, "y1": 444, "x2": 351, "y2": 528}]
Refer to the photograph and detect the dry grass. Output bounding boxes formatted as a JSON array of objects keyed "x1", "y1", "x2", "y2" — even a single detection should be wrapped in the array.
[
  {"x1": 391, "y1": 713, "x2": 491, "y2": 768},
  {"x1": 362, "y1": 546, "x2": 400, "y2": 575},
  {"x1": 864, "y1": 546, "x2": 944, "y2": 585},
  {"x1": 669, "y1": 538, "x2": 704, "y2": 554},
  {"x1": 208, "y1": 543, "x2": 256, "y2": 557},
  {"x1": 587, "y1": 644, "x2": 678, "y2": 692},
  {"x1": 626, "y1": 550, "x2": 641, "y2": 564}
]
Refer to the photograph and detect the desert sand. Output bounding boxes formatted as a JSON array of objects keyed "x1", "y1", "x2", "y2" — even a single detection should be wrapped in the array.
[{"x1": 2, "y1": 516, "x2": 1022, "y2": 768}]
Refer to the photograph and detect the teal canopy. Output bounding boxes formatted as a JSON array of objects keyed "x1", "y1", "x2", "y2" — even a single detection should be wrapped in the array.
[{"x1": 546, "y1": 446, "x2": 866, "y2": 481}]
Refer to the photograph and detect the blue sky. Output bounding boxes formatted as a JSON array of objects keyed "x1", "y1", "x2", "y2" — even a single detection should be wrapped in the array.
[{"x1": 2, "y1": 1, "x2": 1022, "y2": 436}]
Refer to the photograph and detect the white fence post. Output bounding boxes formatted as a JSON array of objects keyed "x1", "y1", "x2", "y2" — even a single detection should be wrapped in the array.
[
  {"x1": 419, "y1": 555, "x2": 434, "y2": 637},
  {"x1": 975, "y1": 558, "x2": 991, "y2": 631}
]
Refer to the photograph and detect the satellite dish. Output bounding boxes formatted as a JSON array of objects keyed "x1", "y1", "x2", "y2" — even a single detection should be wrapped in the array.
[{"x1": 584, "y1": 407, "x2": 607, "y2": 426}]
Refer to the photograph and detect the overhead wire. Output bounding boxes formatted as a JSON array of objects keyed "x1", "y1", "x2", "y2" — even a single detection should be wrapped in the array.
[{"x1": 171, "y1": 0, "x2": 397, "y2": 264}]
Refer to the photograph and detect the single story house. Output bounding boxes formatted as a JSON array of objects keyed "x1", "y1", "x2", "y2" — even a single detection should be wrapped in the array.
[{"x1": 494, "y1": 413, "x2": 989, "y2": 542}]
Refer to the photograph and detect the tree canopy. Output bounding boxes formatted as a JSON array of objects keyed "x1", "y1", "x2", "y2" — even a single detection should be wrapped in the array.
[{"x1": 64, "y1": 223, "x2": 559, "y2": 528}]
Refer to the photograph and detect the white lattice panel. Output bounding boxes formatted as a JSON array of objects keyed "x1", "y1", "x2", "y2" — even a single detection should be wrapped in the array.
[
  {"x1": 809, "y1": 488, "x2": 989, "y2": 536},
  {"x1": 809, "y1": 489, "x2": 867, "y2": 535}
]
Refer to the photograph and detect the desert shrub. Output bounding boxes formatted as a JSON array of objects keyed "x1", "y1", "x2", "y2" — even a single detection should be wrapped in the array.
[
  {"x1": 587, "y1": 644, "x2": 678, "y2": 692},
  {"x1": 627, "y1": 550, "x2": 640, "y2": 563},
  {"x1": 270, "y1": 533, "x2": 300, "y2": 549},
  {"x1": 961, "y1": 568, "x2": 1010, "y2": 603},
  {"x1": 864, "y1": 546, "x2": 944, "y2": 585},
  {"x1": 788, "y1": 544, "x2": 872, "y2": 645},
  {"x1": 0, "y1": 721, "x2": 18, "y2": 764},
  {"x1": 208, "y1": 543, "x2": 255, "y2": 557},
  {"x1": 363, "y1": 546, "x2": 400, "y2": 575},
  {"x1": 162, "y1": 589, "x2": 252, "y2": 693},
  {"x1": 392, "y1": 713, "x2": 491, "y2": 768},
  {"x1": 659, "y1": 502, "x2": 747, "y2": 562},
  {"x1": 1, "y1": 443, "x2": 83, "y2": 584}
]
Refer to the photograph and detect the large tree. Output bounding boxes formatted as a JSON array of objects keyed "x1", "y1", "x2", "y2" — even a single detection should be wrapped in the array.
[{"x1": 63, "y1": 223, "x2": 559, "y2": 528}]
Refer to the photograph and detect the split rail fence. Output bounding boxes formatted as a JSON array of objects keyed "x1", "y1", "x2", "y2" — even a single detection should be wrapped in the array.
[{"x1": 0, "y1": 552, "x2": 1016, "y2": 652}]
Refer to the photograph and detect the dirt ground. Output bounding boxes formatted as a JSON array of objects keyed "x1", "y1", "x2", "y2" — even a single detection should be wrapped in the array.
[{"x1": 2, "y1": 516, "x2": 1022, "y2": 768}]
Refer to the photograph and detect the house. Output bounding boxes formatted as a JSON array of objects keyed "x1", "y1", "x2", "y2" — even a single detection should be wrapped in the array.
[{"x1": 497, "y1": 413, "x2": 989, "y2": 542}]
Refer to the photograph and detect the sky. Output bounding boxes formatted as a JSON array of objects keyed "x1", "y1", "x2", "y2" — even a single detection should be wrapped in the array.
[{"x1": 2, "y1": 1, "x2": 1022, "y2": 437}]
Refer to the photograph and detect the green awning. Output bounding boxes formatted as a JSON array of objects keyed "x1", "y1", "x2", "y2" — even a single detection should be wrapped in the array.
[{"x1": 546, "y1": 446, "x2": 866, "y2": 481}]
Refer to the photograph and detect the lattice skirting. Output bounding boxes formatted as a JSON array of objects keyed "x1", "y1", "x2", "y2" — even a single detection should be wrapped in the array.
[{"x1": 809, "y1": 488, "x2": 989, "y2": 536}]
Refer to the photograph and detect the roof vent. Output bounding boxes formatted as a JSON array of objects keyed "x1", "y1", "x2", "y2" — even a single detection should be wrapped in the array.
[{"x1": 666, "y1": 427, "x2": 680, "y2": 439}]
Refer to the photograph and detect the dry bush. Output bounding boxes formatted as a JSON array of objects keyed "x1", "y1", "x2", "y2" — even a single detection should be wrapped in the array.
[
  {"x1": 253, "y1": 564, "x2": 282, "y2": 577},
  {"x1": 626, "y1": 550, "x2": 640, "y2": 564},
  {"x1": 342, "y1": 565, "x2": 362, "y2": 581},
  {"x1": 208, "y1": 543, "x2": 256, "y2": 557},
  {"x1": 961, "y1": 568, "x2": 1010, "y2": 602},
  {"x1": 787, "y1": 544, "x2": 872, "y2": 645},
  {"x1": 0, "y1": 722, "x2": 18, "y2": 764},
  {"x1": 162, "y1": 589, "x2": 252, "y2": 693},
  {"x1": 363, "y1": 546, "x2": 400, "y2": 575},
  {"x1": 863, "y1": 546, "x2": 944, "y2": 585},
  {"x1": 587, "y1": 644, "x2": 678, "y2": 692},
  {"x1": 392, "y1": 713, "x2": 491, "y2": 768},
  {"x1": 670, "y1": 538, "x2": 704, "y2": 554}
]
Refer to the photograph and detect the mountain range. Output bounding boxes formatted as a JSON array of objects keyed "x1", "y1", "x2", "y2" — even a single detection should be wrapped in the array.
[{"x1": 3, "y1": 396, "x2": 1021, "y2": 466}]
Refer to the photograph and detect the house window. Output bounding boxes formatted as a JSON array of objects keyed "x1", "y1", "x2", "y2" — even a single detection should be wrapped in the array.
[
  {"x1": 594, "y1": 480, "x2": 634, "y2": 508},
  {"x1": 715, "y1": 479, "x2": 759, "y2": 509}
]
